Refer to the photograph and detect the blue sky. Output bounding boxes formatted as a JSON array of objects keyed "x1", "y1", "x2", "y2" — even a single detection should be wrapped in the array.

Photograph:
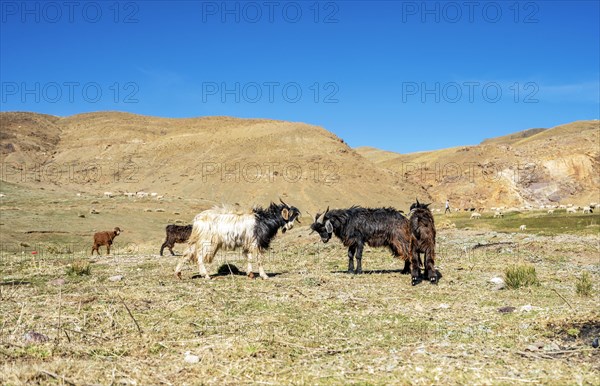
[{"x1": 1, "y1": 1, "x2": 598, "y2": 153}]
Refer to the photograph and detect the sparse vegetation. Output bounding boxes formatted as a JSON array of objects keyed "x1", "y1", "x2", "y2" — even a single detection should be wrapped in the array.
[
  {"x1": 576, "y1": 271, "x2": 593, "y2": 297},
  {"x1": 504, "y1": 264, "x2": 540, "y2": 289},
  {"x1": 65, "y1": 260, "x2": 91, "y2": 276}
]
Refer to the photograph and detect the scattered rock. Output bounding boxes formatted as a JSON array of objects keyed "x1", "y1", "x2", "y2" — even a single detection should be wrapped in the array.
[
  {"x1": 108, "y1": 275, "x2": 123, "y2": 282},
  {"x1": 144, "y1": 208, "x2": 153, "y2": 212},
  {"x1": 90, "y1": 209, "x2": 100, "y2": 214},
  {"x1": 520, "y1": 304, "x2": 535, "y2": 312},
  {"x1": 78, "y1": 213, "x2": 85, "y2": 218},
  {"x1": 526, "y1": 342, "x2": 544, "y2": 351},
  {"x1": 498, "y1": 306, "x2": 516, "y2": 313},
  {"x1": 543, "y1": 342, "x2": 560, "y2": 351},
  {"x1": 19, "y1": 242, "x2": 30, "y2": 248},
  {"x1": 49, "y1": 278, "x2": 66, "y2": 286},
  {"x1": 436, "y1": 303, "x2": 450, "y2": 310},
  {"x1": 490, "y1": 277, "x2": 505, "y2": 285},
  {"x1": 23, "y1": 330, "x2": 49, "y2": 344},
  {"x1": 184, "y1": 351, "x2": 200, "y2": 363},
  {"x1": 155, "y1": 208, "x2": 165, "y2": 212}
]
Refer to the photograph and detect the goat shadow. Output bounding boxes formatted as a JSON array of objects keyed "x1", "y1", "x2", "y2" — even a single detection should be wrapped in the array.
[
  {"x1": 191, "y1": 263, "x2": 285, "y2": 279},
  {"x1": 330, "y1": 268, "x2": 443, "y2": 282}
]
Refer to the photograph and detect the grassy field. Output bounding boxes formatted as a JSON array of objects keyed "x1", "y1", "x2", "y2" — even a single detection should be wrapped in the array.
[{"x1": 1, "y1": 185, "x2": 599, "y2": 385}]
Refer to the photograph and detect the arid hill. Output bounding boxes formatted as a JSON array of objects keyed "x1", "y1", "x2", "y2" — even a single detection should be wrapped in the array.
[
  {"x1": 0, "y1": 111, "x2": 428, "y2": 214},
  {"x1": 357, "y1": 120, "x2": 600, "y2": 209}
]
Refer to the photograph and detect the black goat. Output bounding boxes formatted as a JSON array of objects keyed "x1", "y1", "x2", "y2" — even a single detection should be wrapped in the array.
[
  {"x1": 310, "y1": 206, "x2": 419, "y2": 284},
  {"x1": 407, "y1": 199, "x2": 438, "y2": 284},
  {"x1": 160, "y1": 224, "x2": 193, "y2": 256}
]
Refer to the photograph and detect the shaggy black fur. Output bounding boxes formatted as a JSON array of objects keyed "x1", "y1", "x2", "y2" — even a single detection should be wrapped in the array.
[
  {"x1": 253, "y1": 201, "x2": 301, "y2": 252},
  {"x1": 310, "y1": 206, "x2": 415, "y2": 282},
  {"x1": 407, "y1": 199, "x2": 438, "y2": 284},
  {"x1": 160, "y1": 224, "x2": 193, "y2": 256}
]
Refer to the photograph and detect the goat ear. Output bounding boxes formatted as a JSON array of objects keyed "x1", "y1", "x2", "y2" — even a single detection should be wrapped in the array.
[
  {"x1": 281, "y1": 208, "x2": 289, "y2": 220},
  {"x1": 325, "y1": 220, "x2": 333, "y2": 233}
]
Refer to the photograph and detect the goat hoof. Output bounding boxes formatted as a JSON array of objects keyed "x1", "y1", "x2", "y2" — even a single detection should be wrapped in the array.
[
  {"x1": 411, "y1": 277, "x2": 420, "y2": 286},
  {"x1": 400, "y1": 269, "x2": 410, "y2": 275},
  {"x1": 347, "y1": 269, "x2": 354, "y2": 274},
  {"x1": 175, "y1": 272, "x2": 182, "y2": 280},
  {"x1": 430, "y1": 277, "x2": 438, "y2": 284}
]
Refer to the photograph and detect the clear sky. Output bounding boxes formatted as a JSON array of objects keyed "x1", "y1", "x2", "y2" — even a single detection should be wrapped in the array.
[{"x1": 1, "y1": 1, "x2": 598, "y2": 153}]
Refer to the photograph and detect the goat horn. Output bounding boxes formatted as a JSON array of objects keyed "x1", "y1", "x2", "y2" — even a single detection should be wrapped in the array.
[
  {"x1": 279, "y1": 197, "x2": 288, "y2": 207},
  {"x1": 317, "y1": 206, "x2": 329, "y2": 224}
]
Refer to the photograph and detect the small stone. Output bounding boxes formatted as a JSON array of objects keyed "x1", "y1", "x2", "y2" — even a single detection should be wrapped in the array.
[
  {"x1": 493, "y1": 283, "x2": 506, "y2": 291},
  {"x1": 437, "y1": 303, "x2": 450, "y2": 309},
  {"x1": 184, "y1": 351, "x2": 200, "y2": 363},
  {"x1": 23, "y1": 331, "x2": 49, "y2": 344},
  {"x1": 108, "y1": 275, "x2": 123, "y2": 282},
  {"x1": 520, "y1": 304, "x2": 534, "y2": 312},
  {"x1": 490, "y1": 277, "x2": 505, "y2": 285},
  {"x1": 498, "y1": 306, "x2": 516, "y2": 313},
  {"x1": 49, "y1": 278, "x2": 66, "y2": 286},
  {"x1": 543, "y1": 342, "x2": 560, "y2": 351},
  {"x1": 526, "y1": 342, "x2": 544, "y2": 351}
]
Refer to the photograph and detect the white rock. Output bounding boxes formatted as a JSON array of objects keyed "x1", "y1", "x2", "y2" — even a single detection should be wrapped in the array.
[
  {"x1": 108, "y1": 275, "x2": 123, "y2": 282},
  {"x1": 520, "y1": 304, "x2": 535, "y2": 312},
  {"x1": 184, "y1": 352, "x2": 200, "y2": 364},
  {"x1": 490, "y1": 277, "x2": 505, "y2": 285}
]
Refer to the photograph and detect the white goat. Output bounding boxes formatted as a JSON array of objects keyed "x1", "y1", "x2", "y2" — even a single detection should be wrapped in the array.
[{"x1": 175, "y1": 200, "x2": 301, "y2": 280}]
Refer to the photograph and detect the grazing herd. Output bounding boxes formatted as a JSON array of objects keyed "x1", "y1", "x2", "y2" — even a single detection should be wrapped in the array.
[{"x1": 90, "y1": 198, "x2": 596, "y2": 286}]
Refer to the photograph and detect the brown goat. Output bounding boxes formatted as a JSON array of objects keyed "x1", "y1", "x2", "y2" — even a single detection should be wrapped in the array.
[{"x1": 91, "y1": 227, "x2": 122, "y2": 255}]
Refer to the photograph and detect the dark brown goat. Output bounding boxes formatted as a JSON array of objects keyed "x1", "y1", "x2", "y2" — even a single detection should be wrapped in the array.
[
  {"x1": 160, "y1": 224, "x2": 192, "y2": 256},
  {"x1": 406, "y1": 200, "x2": 437, "y2": 284},
  {"x1": 91, "y1": 227, "x2": 121, "y2": 255}
]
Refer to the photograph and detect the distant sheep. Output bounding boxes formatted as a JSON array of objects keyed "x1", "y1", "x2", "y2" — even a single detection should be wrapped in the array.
[
  {"x1": 493, "y1": 211, "x2": 504, "y2": 218},
  {"x1": 547, "y1": 209, "x2": 554, "y2": 214},
  {"x1": 91, "y1": 227, "x2": 122, "y2": 255},
  {"x1": 519, "y1": 225, "x2": 527, "y2": 231},
  {"x1": 136, "y1": 191, "x2": 149, "y2": 198},
  {"x1": 567, "y1": 207, "x2": 577, "y2": 214},
  {"x1": 470, "y1": 212, "x2": 481, "y2": 219},
  {"x1": 583, "y1": 206, "x2": 593, "y2": 214},
  {"x1": 103, "y1": 192, "x2": 113, "y2": 198}
]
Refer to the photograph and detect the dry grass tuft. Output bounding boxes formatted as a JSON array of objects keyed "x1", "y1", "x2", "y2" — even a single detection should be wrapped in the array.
[
  {"x1": 576, "y1": 271, "x2": 593, "y2": 297},
  {"x1": 65, "y1": 260, "x2": 91, "y2": 276},
  {"x1": 504, "y1": 264, "x2": 540, "y2": 289}
]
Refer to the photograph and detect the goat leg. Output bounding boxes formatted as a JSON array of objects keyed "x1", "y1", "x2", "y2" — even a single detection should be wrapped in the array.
[
  {"x1": 410, "y1": 244, "x2": 421, "y2": 286},
  {"x1": 355, "y1": 243, "x2": 364, "y2": 274},
  {"x1": 425, "y1": 248, "x2": 437, "y2": 284},
  {"x1": 347, "y1": 246, "x2": 356, "y2": 274}
]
